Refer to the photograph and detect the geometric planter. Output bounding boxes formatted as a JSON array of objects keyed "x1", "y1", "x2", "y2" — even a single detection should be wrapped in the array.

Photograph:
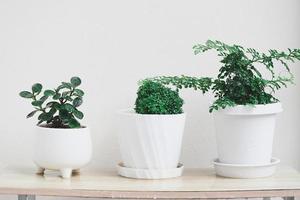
[{"x1": 117, "y1": 110, "x2": 186, "y2": 179}]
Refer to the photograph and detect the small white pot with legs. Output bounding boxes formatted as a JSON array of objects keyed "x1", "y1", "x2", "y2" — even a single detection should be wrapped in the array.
[
  {"x1": 213, "y1": 103, "x2": 282, "y2": 178},
  {"x1": 33, "y1": 126, "x2": 92, "y2": 178},
  {"x1": 117, "y1": 110, "x2": 186, "y2": 179}
]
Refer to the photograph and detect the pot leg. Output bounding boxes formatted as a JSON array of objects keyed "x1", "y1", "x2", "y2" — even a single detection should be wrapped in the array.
[
  {"x1": 73, "y1": 169, "x2": 80, "y2": 174},
  {"x1": 60, "y1": 168, "x2": 72, "y2": 179},
  {"x1": 36, "y1": 167, "x2": 45, "y2": 175}
]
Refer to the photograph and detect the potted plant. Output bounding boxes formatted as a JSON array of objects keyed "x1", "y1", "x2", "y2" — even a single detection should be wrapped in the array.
[
  {"x1": 148, "y1": 40, "x2": 300, "y2": 177},
  {"x1": 193, "y1": 40, "x2": 300, "y2": 166},
  {"x1": 117, "y1": 80, "x2": 186, "y2": 179},
  {"x1": 19, "y1": 77, "x2": 92, "y2": 178}
]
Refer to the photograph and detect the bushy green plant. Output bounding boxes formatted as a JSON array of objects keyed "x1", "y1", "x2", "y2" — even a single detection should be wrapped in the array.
[
  {"x1": 194, "y1": 40, "x2": 300, "y2": 112},
  {"x1": 135, "y1": 80, "x2": 184, "y2": 114},
  {"x1": 19, "y1": 77, "x2": 85, "y2": 128},
  {"x1": 149, "y1": 40, "x2": 300, "y2": 112}
]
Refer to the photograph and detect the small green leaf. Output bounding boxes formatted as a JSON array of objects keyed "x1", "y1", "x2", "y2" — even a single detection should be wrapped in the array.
[
  {"x1": 49, "y1": 107, "x2": 57, "y2": 115},
  {"x1": 39, "y1": 95, "x2": 48, "y2": 102},
  {"x1": 74, "y1": 89, "x2": 84, "y2": 97},
  {"x1": 31, "y1": 100, "x2": 43, "y2": 107},
  {"x1": 71, "y1": 77, "x2": 81, "y2": 87},
  {"x1": 19, "y1": 91, "x2": 33, "y2": 98},
  {"x1": 38, "y1": 113, "x2": 52, "y2": 121},
  {"x1": 53, "y1": 93, "x2": 61, "y2": 100},
  {"x1": 63, "y1": 103, "x2": 75, "y2": 112},
  {"x1": 53, "y1": 103, "x2": 62, "y2": 110},
  {"x1": 68, "y1": 118, "x2": 80, "y2": 128},
  {"x1": 57, "y1": 85, "x2": 66, "y2": 91},
  {"x1": 73, "y1": 110, "x2": 84, "y2": 119},
  {"x1": 59, "y1": 109, "x2": 70, "y2": 120},
  {"x1": 61, "y1": 82, "x2": 72, "y2": 89},
  {"x1": 26, "y1": 110, "x2": 38, "y2": 118},
  {"x1": 73, "y1": 97, "x2": 83, "y2": 107},
  {"x1": 44, "y1": 90, "x2": 55, "y2": 96},
  {"x1": 32, "y1": 83, "x2": 43, "y2": 94}
]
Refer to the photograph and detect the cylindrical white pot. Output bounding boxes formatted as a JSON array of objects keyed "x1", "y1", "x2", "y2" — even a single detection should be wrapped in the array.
[
  {"x1": 213, "y1": 103, "x2": 282, "y2": 165},
  {"x1": 118, "y1": 110, "x2": 186, "y2": 169},
  {"x1": 33, "y1": 126, "x2": 92, "y2": 178}
]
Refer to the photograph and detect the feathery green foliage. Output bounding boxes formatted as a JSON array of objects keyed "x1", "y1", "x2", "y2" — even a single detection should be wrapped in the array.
[
  {"x1": 19, "y1": 77, "x2": 85, "y2": 128},
  {"x1": 194, "y1": 40, "x2": 300, "y2": 112},
  {"x1": 150, "y1": 40, "x2": 300, "y2": 112},
  {"x1": 135, "y1": 80, "x2": 184, "y2": 114},
  {"x1": 146, "y1": 75, "x2": 212, "y2": 93}
]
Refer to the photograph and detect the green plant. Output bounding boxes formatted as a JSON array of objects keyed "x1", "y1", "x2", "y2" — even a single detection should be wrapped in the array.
[
  {"x1": 194, "y1": 40, "x2": 300, "y2": 112},
  {"x1": 19, "y1": 77, "x2": 85, "y2": 128},
  {"x1": 135, "y1": 80, "x2": 184, "y2": 114},
  {"x1": 146, "y1": 75, "x2": 212, "y2": 93},
  {"x1": 150, "y1": 40, "x2": 300, "y2": 112}
]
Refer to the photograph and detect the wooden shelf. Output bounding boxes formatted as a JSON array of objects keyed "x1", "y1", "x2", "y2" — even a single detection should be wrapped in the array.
[{"x1": 0, "y1": 166, "x2": 299, "y2": 199}]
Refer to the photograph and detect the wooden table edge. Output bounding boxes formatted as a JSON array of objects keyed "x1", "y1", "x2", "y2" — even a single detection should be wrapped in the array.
[{"x1": 0, "y1": 188, "x2": 299, "y2": 199}]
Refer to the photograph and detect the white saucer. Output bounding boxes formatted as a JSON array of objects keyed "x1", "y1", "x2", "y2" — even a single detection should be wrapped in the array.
[
  {"x1": 117, "y1": 163, "x2": 184, "y2": 179},
  {"x1": 213, "y1": 157, "x2": 280, "y2": 178}
]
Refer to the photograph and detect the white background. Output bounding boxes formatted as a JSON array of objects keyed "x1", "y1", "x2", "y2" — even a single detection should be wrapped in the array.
[{"x1": 0, "y1": 0, "x2": 299, "y2": 199}]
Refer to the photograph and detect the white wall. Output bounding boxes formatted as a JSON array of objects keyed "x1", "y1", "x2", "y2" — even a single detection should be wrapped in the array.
[{"x1": 0, "y1": 0, "x2": 299, "y2": 199}]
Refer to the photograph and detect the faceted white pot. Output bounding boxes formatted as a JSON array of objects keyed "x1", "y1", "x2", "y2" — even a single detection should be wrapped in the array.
[
  {"x1": 213, "y1": 103, "x2": 282, "y2": 165},
  {"x1": 33, "y1": 126, "x2": 92, "y2": 178},
  {"x1": 118, "y1": 110, "x2": 186, "y2": 170}
]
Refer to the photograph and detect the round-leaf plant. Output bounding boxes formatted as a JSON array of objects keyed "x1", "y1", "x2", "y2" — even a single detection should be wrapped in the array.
[
  {"x1": 135, "y1": 80, "x2": 184, "y2": 114},
  {"x1": 20, "y1": 77, "x2": 85, "y2": 128},
  {"x1": 148, "y1": 40, "x2": 300, "y2": 112}
]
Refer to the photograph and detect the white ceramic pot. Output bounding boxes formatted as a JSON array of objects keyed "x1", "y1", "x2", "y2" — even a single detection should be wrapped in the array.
[
  {"x1": 33, "y1": 126, "x2": 92, "y2": 178},
  {"x1": 118, "y1": 110, "x2": 186, "y2": 170},
  {"x1": 213, "y1": 103, "x2": 282, "y2": 165}
]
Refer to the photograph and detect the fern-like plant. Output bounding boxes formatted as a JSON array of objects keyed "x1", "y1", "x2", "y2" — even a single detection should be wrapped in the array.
[
  {"x1": 135, "y1": 80, "x2": 184, "y2": 114},
  {"x1": 19, "y1": 77, "x2": 85, "y2": 128},
  {"x1": 149, "y1": 40, "x2": 300, "y2": 112}
]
